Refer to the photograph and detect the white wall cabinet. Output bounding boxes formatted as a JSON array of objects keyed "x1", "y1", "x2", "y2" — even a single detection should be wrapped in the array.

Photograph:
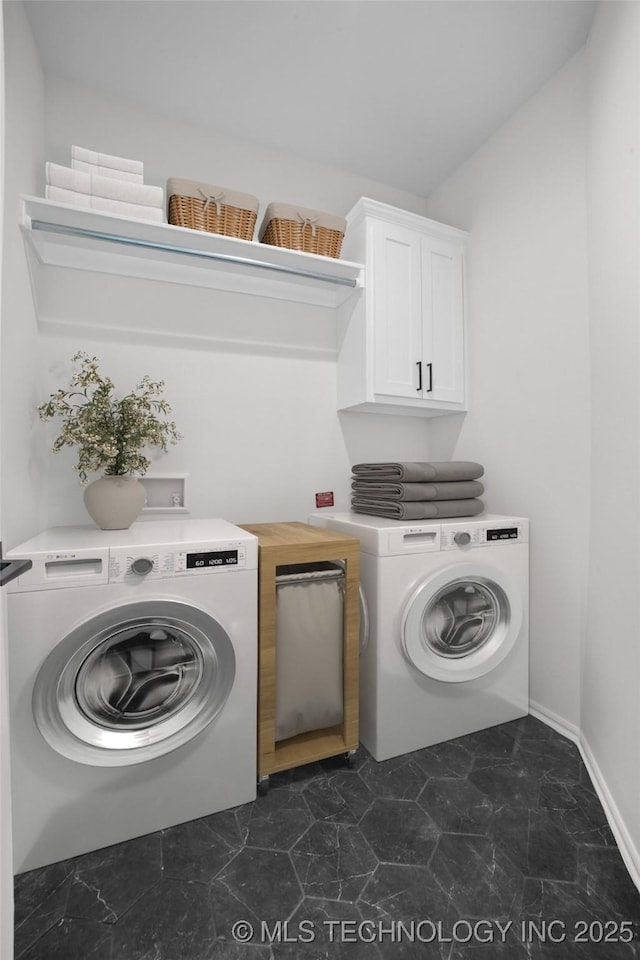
[{"x1": 337, "y1": 197, "x2": 468, "y2": 417}]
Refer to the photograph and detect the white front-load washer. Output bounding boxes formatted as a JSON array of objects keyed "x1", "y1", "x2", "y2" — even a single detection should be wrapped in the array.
[
  {"x1": 5, "y1": 518, "x2": 258, "y2": 872},
  {"x1": 309, "y1": 511, "x2": 529, "y2": 762}
]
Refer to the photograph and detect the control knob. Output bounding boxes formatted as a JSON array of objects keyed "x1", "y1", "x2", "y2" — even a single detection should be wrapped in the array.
[
  {"x1": 130, "y1": 556, "x2": 154, "y2": 576},
  {"x1": 453, "y1": 531, "x2": 471, "y2": 546}
]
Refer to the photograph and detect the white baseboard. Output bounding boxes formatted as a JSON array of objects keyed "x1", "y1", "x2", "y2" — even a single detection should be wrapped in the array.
[
  {"x1": 578, "y1": 735, "x2": 640, "y2": 892},
  {"x1": 529, "y1": 700, "x2": 640, "y2": 893},
  {"x1": 529, "y1": 699, "x2": 581, "y2": 744}
]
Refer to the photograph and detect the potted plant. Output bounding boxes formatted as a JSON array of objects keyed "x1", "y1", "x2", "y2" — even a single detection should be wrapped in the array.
[{"x1": 38, "y1": 351, "x2": 182, "y2": 529}]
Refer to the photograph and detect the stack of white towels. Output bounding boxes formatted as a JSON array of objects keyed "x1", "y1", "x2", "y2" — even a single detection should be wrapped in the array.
[
  {"x1": 45, "y1": 146, "x2": 164, "y2": 222},
  {"x1": 350, "y1": 461, "x2": 485, "y2": 520}
]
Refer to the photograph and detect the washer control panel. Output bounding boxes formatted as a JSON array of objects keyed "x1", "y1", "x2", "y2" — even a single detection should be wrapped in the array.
[
  {"x1": 109, "y1": 543, "x2": 248, "y2": 582},
  {"x1": 441, "y1": 522, "x2": 525, "y2": 551},
  {"x1": 174, "y1": 547, "x2": 246, "y2": 573}
]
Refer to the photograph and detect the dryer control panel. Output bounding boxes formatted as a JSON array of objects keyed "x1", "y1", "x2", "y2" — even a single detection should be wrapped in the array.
[{"x1": 441, "y1": 520, "x2": 527, "y2": 551}]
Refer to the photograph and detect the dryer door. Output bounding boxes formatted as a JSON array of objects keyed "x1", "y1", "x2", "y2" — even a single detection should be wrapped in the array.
[
  {"x1": 401, "y1": 562, "x2": 522, "y2": 683},
  {"x1": 33, "y1": 599, "x2": 235, "y2": 766}
]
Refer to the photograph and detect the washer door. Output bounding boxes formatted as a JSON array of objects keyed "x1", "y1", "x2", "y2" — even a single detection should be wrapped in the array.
[
  {"x1": 33, "y1": 599, "x2": 236, "y2": 766},
  {"x1": 401, "y1": 562, "x2": 522, "y2": 683}
]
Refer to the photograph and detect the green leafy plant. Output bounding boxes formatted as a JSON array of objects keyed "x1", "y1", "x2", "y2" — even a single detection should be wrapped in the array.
[{"x1": 38, "y1": 352, "x2": 182, "y2": 483}]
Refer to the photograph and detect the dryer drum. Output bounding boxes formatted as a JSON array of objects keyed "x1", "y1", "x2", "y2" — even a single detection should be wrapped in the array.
[
  {"x1": 32, "y1": 599, "x2": 236, "y2": 767},
  {"x1": 402, "y1": 564, "x2": 523, "y2": 684},
  {"x1": 422, "y1": 579, "x2": 506, "y2": 659}
]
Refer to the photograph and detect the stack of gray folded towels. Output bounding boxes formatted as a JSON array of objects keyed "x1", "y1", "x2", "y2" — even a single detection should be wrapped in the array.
[{"x1": 351, "y1": 461, "x2": 485, "y2": 520}]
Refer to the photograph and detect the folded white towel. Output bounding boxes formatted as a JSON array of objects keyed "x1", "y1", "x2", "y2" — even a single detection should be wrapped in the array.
[
  {"x1": 46, "y1": 162, "x2": 163, "y2": 207},
  {"x1": 46, "y1": 185, "x2": 165, "y2": 222},
  {"x1": 70, "y1": 159, "x2": 143, "y2": 184},
  {"x1": 71, "y1": 145, "x2": 144, "y2": 176}
]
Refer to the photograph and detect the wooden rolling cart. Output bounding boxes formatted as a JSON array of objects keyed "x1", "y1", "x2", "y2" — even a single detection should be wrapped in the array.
[{"x1": 240, "y1": 521, "x2": 360, "y2": 794}]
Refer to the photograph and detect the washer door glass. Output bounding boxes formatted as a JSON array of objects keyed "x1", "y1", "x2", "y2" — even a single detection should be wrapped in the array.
[
  {"x1": 402, "y1": 563, "x2": 522, "y2": 683},
  {"x1": 76, "y1": 623, "x2": 203, "y2": 730},
  {"x1": 33, "y1": 599, "x2": 236, "y2": 767}
]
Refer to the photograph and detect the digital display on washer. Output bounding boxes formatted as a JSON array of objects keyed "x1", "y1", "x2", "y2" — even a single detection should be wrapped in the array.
[
  {"x1": 487, "y1": 527, "x2": 519, "y2": 541},
  {"x1": 186, "y1": 550, "x2": 239, "y2": 569}
]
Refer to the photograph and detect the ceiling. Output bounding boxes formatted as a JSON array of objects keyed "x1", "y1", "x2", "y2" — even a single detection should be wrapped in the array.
[{"x1": 23, "y1": 0, "x2": 596, "y2": 197}]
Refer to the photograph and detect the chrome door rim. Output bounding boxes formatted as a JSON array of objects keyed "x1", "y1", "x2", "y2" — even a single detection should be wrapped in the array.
[
  {"x1": 33, "y1": 599, "x2": 236, "y2": 766},
  {"x1": 401, "y1": 562, "x2": 523, "y2": 683}
]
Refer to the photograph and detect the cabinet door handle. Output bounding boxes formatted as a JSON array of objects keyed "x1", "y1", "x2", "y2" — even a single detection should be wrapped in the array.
[
  {"x1": 416, "y1": 361, "x2": 422, "y2": 392},
  {"x1": 426, "y1": 362, "x2": 433, "y2": 393}
]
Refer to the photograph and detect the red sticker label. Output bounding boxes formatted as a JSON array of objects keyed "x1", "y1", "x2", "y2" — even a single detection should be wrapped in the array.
[{"x1": 315, "y1": 491, "x2": 335, "y2": 508}]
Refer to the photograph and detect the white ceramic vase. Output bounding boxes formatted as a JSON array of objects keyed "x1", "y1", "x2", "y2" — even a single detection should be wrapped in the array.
[{"x1": 83, "y1": 475, "x2": 147, "y2": 530}]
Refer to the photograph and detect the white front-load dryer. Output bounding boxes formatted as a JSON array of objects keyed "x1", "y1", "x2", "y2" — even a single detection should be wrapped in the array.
[
  {"x1": 309, "y1": 511, "x2": 529, "y2": 761},
  {"x1": 5, "y1": 519, "x2": 258, "y2": 872}
]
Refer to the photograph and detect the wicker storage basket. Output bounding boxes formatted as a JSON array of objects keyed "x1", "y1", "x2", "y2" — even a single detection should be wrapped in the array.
[
  {"x1": 259, "y1": 203, "x2": 346, "y2": 258},
  {"x1": 167, "y1": 178, "x2": 259, "y2": 240}
]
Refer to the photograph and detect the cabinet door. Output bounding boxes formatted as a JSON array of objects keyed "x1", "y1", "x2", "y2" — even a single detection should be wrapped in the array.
[
  {"x1": 371, "y1": 221, "x2": 423, "y2": 399},
  {"x1": 420, "y1": 237, "x2": 465, "y2": 404}
]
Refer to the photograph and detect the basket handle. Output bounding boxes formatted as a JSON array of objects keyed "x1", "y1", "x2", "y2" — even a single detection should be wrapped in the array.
[
  {"x1": 296, "y1": 212, "x2": 319, "y2": 237},
  {"x1": 198, "y1": 188, "x2": 225, "y2": 216}
]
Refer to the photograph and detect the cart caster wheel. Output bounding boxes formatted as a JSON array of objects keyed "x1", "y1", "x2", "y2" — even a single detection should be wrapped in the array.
[
  {"x1": 345, "y1": 751, "x2": 357, "y2": 769},
  {"x1": 257, "y1": 777, "x2": 270, "y2": 797}
]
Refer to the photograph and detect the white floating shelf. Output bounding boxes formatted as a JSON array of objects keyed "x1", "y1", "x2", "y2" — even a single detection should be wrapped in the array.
[{"x1": 21, "y1": 196, "x2": 364, "y2": 309}]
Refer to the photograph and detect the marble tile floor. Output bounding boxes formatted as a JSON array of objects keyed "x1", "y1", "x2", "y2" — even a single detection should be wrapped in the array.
[{"x1": 14, "y1": 715, "x2": 640, "y2": 960}]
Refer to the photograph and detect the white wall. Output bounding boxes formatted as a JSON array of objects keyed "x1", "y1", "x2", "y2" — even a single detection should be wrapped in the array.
[
  {"x1": 1, "y1": 2, "x2": 45, "y2": 951},
  {"x1": 583, "y1": 1, "x2": 640, "y2": 878},
  {"x1": 424, "y1": 52, "x2": 590, "y2": 734},
  {"x1": 10, "y1": 75, "x2": 438, "y2": 536},
  {"x1": 43, "y1": 77, "x2": 431, "y2": 227},
  {"x1": 1, "y1": 1, "x2": 44, "y2": 547},
  {"x1": 33, "y1": 340, "x2": 432, "y2": 528}
]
